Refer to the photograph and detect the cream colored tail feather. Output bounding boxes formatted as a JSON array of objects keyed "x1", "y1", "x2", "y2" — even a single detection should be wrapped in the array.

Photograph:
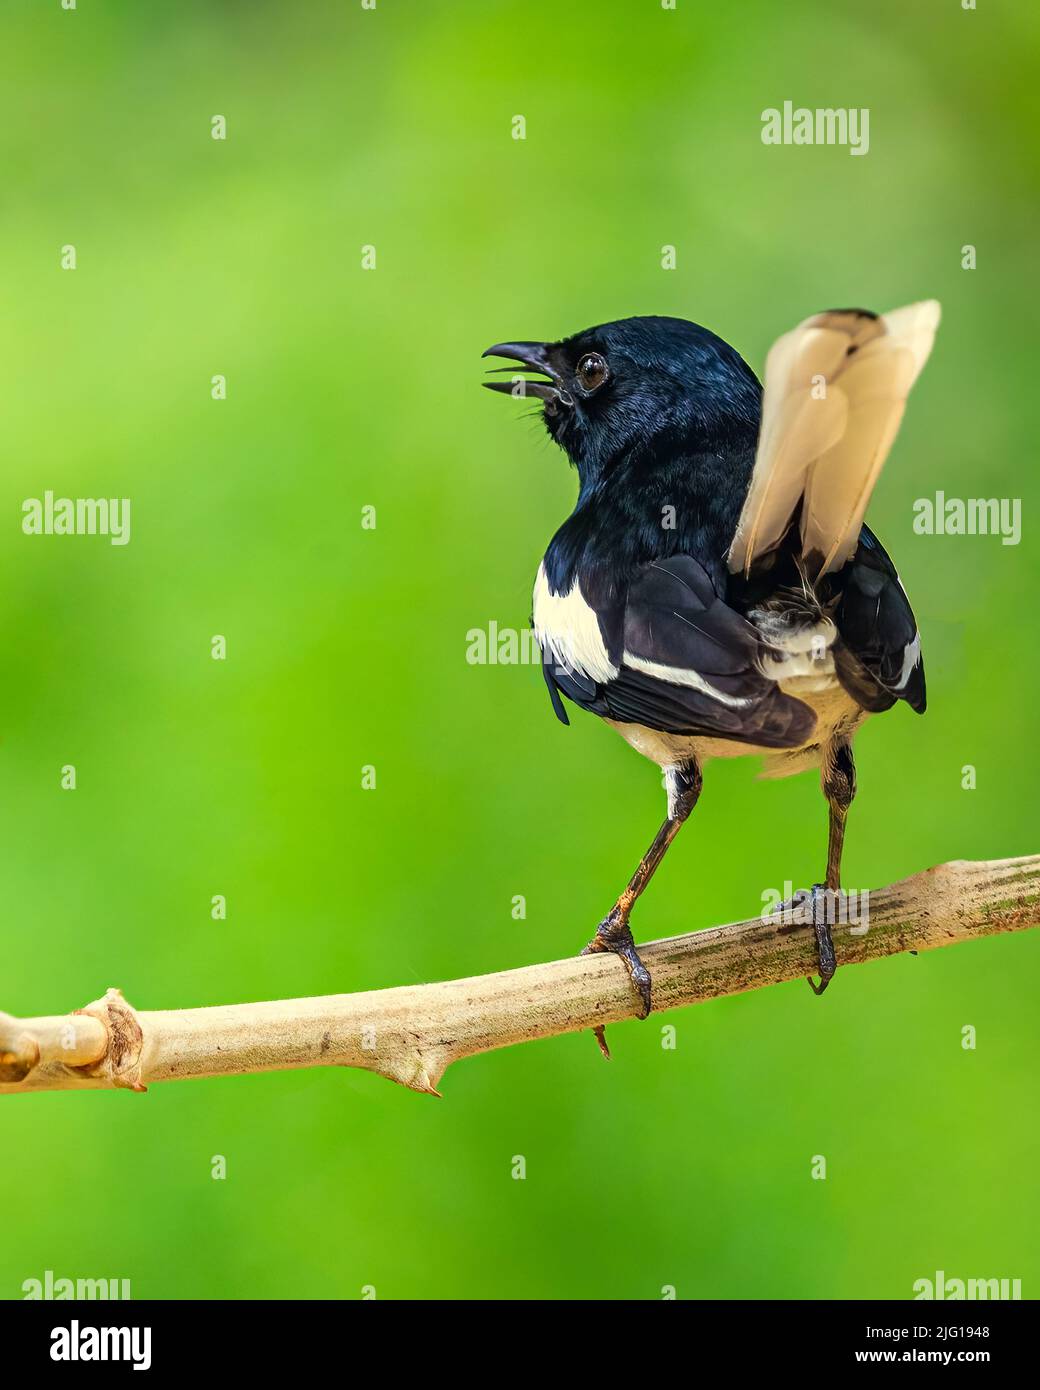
[{"x1": 727, "y1": 300, "x2": 941, "y2": 580}]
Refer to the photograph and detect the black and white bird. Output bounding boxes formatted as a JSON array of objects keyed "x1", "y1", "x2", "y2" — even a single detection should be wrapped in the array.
[{"x1": 483, "y1": 304, "x2": 939, "y2": 1026}]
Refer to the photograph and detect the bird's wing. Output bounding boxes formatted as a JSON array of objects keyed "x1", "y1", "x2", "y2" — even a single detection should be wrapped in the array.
[
  {"x1": 728, "y1": 301, "x2": 940, "y2": 581},
  {"x1": 543, "y1": 555, "x2": 816, "y2": 749},
  {"x1": 831, "y1": 526, "x2": 926, "y2": 714}
]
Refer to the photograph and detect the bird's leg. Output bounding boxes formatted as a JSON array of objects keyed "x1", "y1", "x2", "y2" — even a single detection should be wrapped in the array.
[
  {"x1": 582, "y1": 760, "x2": 701, "y2": 1040},
  {"x1": 807, "y1": 739, "x2": 856, "y2": 996}
]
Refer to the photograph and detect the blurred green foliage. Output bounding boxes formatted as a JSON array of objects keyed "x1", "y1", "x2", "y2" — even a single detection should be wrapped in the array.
[{"x1": 1, "y1": 0, "x2": 1038, "y2": 1300}]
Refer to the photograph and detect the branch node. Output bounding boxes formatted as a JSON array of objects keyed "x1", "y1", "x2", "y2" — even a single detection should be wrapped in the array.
[
  {"x1": 387, "y1": 1048, "x2": 448, "y2": 1097},
  {"x1": 72, "y1": 988, "x2": 147, "y2": 1093}
]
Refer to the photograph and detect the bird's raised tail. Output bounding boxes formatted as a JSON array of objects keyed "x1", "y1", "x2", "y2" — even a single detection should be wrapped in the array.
[{"x1": 727, "y1": 301, "x2": 941, "y2": 581}]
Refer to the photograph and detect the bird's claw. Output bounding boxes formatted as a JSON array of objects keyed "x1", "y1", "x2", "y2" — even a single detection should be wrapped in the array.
[
  {"x1": 582, "y1": 913, "x2": 653, "y2": 1019},
  {"x1": 769, "y1": 884, "x2": 839, "y2": 994},
  {"x1": 803, "y1": 883, "x2": 837, "y2": 996}
]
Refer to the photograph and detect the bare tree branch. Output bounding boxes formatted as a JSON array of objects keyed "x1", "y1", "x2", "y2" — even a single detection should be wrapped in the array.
[{"x1": 3, "y1": 855, "x2": 1037, "y2": 1098}]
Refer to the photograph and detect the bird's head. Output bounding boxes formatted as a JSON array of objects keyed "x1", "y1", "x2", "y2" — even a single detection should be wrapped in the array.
[{"x1": 483, "y1": 315, "x2": 761, "y2": 483}]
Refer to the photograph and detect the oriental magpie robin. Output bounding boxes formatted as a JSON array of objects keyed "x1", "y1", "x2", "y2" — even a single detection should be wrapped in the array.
[{"x1": 483, "y1": 304, "x2": 938, "y2": 1043}]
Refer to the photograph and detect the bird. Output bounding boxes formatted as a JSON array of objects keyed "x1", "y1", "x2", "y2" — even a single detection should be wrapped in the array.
[{"x1": 483, "y1": 303, "x2": 939, "y2": 1044}]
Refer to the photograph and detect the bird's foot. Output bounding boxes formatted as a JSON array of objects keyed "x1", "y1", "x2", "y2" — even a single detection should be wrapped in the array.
[
  {"x1": 766, "y1": 885, "x2": 839, "y2": 994},
  {"x1": 581, "y1": 909, "x2": 653, "y2": 1020},
  {"x1": 804, "y1": 883, "x2": 837, "y2": 996}
]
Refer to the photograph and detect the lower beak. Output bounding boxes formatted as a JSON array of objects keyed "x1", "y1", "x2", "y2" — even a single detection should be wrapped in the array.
[{"x1": 482, "y1": 341, "x2": 568, "y2": 404}]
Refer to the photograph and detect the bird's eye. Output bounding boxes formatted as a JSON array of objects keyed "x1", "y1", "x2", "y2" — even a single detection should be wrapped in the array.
[{"x1": 576, "y1": 352, "x2": 609, "y2": 393}]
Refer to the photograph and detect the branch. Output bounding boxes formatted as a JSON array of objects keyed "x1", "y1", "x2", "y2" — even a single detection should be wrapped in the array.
[{"x1": 4, "y1": 855, "x2": 1037, "y2": 1098}]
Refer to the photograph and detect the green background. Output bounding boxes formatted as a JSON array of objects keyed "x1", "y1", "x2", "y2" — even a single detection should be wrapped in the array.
[{"x1": 2, "y1": 0, "x2": 1038, "y2": 1300}]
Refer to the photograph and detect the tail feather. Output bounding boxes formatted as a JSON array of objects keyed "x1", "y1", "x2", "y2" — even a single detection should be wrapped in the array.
[{"x1": 728, "y1": 301, "x2": 940, "y2": 580}]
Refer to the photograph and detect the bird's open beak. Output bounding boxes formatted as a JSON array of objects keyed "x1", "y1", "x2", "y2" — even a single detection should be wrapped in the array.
[{"x1": 482, "y1": 342, "x2": 571, "y2": 405}]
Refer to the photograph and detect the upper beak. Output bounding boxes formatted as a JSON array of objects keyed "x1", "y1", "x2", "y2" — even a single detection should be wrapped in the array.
[{"x1": 482, "y1": 341, "x2": 568, "y2": 403}]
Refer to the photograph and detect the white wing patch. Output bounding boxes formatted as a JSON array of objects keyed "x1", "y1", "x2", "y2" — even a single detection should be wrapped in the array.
[
  {"x1": 623, "y1": 654, "x2": 755, "y2": 708},
  {"x1": 534, "y1": 563, "x2": 758, "y2": 707},
  {"x1": 895, "y1": 632, "x2": 922, "y2": 691},
  {"x1": 532, "y1": 563, "x2": 619, "y2": 683}
]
